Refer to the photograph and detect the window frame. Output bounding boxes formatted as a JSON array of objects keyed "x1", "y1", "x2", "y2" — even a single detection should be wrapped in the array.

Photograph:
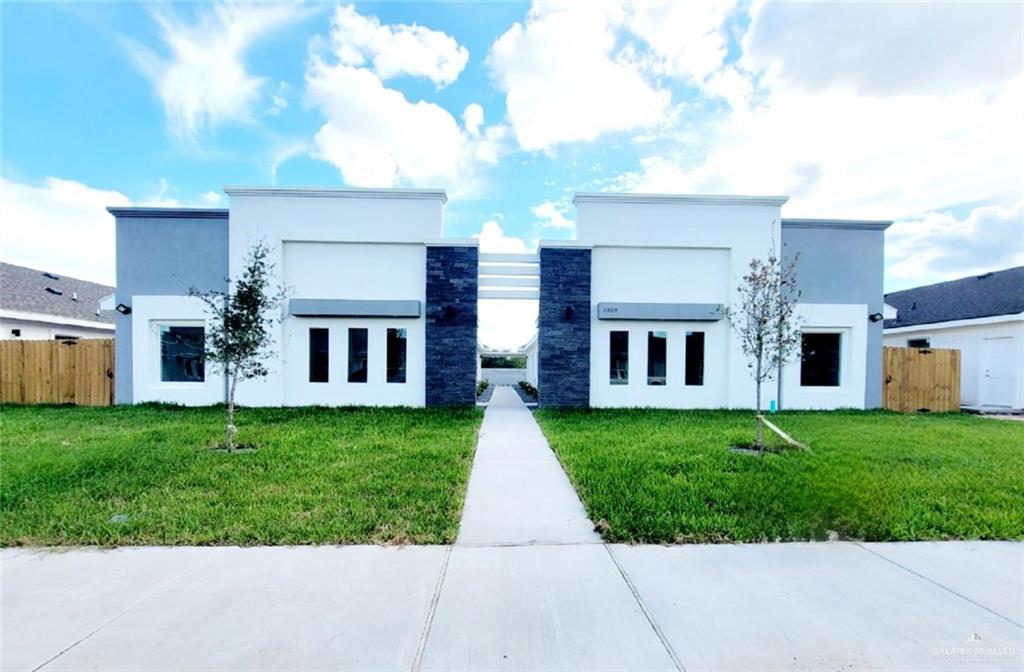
[
  {"x1": 154, "y1": 320, "x2": 206, "y2": 386},
  {"x1": 646, "y1": 330, "x2": 667, "y2": 386},
  {"x1": 309, "y1": 327, "x2": 329, "y2": 383},
  {"x1": 907, "y1": 337, "x2": 930, "y2": 349},
  {"x1": 386, "y1": 327, "x2": 408, "y2": 384},
  {"x1": 609, "y1": 330, "x2": 629, "y2": 385},
  {"x1": 799, "y1": 330, "x2": 843, "y2": 388},
  {"x1": 685, "y1": 330, "x2": 705, "y2": 387},
  {"x1": 347, "y1": 327, "x2": 369, "y2": 384}
]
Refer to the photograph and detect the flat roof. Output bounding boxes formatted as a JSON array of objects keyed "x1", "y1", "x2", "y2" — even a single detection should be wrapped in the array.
[
  {"x1": 106, "y1": 207, "x2": 228, "y2": 219},
  {"x1": 572, "y1": 192, "x2": 790, "y2": 207},
  {"x1": 223, "y1": 186, "x2": 448, "y2": 203}
]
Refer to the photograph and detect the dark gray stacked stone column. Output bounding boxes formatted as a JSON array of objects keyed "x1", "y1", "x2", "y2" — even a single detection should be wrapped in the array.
[
  {"x1": 425, "y1": 245, "x2": 478, "y2": 407},
  {"x1": 538, "y1": 246, "x2": 591, "y2": 408}
]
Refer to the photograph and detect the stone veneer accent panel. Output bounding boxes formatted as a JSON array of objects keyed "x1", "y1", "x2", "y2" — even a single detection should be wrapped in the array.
[
  {"x1": 539, "y1": 247, "x2": 591, "y2": 408},
  {"x1": 426, "y1": 246, "x2": 478, "y2": 407}
]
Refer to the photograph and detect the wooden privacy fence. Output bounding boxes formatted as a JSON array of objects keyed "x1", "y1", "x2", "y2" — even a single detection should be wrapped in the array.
[
  {"x1": 883, "y1": 346, "x2": 960, "y2": 413},
  {"x1": 0, "y1": 339, "x2": 114, "y2": 406}
]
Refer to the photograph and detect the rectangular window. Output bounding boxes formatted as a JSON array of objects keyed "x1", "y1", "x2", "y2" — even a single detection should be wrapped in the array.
[
  {"x1": 610, "y1": 331, "x2": 629, "y2": 385},
  {"x1": 309, "y1": 328, "x2": 329, "y2": 383},
  {"x1": 387, "y1": 328, "x2": 407, "y2": 384},
  {"x1": 647, "y1": 331, "x2": 667, "y2": 385},
  {"x1": 159, "y1": 325, "x2": 205, "y2": 382},
  {"x1": 348, "y1": 328, "x2": 368, "y2": 383},
  {"x1": 801, "y1": 332, "x2": 841, "y2": 387},
  {"x1": 685, "y1": 331, "x2": 705, "y2": 386},
  {"x1": 907, "y1": 337, "x2": 930, "y2": 348}
]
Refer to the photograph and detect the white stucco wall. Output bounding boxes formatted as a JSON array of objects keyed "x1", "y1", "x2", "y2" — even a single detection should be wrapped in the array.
[
  {"x1": 884, "y1": 316, "x2": 1024, "y2": 409},
  {"x1": 130, "y1": 295, "x2": 225, "y2": 405},
  {"x1": 780, "y1": 303, "x2": 868, "y2": 410},
  {"x1": 226, "y1": 189, "x2": 443, "y2": 407},
  {"x1": 0, "y1": 316, "x2": 113, "y2": 340},
  {"x1": 580, "y1": 197, "x2": 792, "y2": 409}
]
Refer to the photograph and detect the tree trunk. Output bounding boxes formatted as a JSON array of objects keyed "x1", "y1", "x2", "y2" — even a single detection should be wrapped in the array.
[
  {"x1": 226, "y1": 368, "x2": 238, "y2": 453},
  {"x1": 754, "y1": 358, "x2": 764, "y2": 454}
]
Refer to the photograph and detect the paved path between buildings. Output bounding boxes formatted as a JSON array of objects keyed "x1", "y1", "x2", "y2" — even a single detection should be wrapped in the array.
[
  {"x1": 3, "y1": 392, "x2": 1023, "y2": 670},
  {"x1": 457, "y1": 386, "x2": 600, "y2": 546}
]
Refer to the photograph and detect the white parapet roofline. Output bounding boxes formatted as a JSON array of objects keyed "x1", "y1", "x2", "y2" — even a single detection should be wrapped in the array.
[
  {"x1": 224, "y1": 186, "x2": 448, "y2": 204},
  {"x1": 572, "y1": 192, "x2": 790, "y2": 207}
]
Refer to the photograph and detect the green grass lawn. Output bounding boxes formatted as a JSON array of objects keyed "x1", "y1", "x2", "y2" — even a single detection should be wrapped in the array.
[
  {"x1": 534, "y1": 409, "x2": 1024, "y2": 544},
  {"x1": 0, "y1": 404, "x2": 482, "y2": 546}
]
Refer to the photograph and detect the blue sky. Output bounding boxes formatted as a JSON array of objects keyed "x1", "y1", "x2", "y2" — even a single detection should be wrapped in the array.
[{"x1": 2, "y1": 1, "x2": 1022, "y2": 346}]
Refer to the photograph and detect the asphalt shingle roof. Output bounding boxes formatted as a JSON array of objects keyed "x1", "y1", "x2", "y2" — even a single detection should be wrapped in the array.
[
  {"x1": 884, "y1": 266, "x2": 1024, "y2": 329},
  {"x1": 0, "y1": 262, "x2": 115, "y2": 324}
]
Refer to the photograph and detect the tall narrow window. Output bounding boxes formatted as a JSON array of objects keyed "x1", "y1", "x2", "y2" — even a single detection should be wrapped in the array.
[
  {"x1": 348, "y1": 328, "x2": 368, "y2": 383},
  {"x1": 647, "y1": 331, "x2": 667, "y2": 385},
  {"x1": 159, "y1": 325, "x2": 205, "y2": 382},
  {"x1": 801, "y1": 332, "x2": 841, "y2": 387},
  {"x1": 685, "y1": 331, "x2": 705, "y2": 386},
  {"x1": 387, "y1": 328, "x2": 407, "y2": 383},
  {"x1": 309, "y1": 328, "x2": 329, "y2": 383},
  {"x1": 610, "y1": 331, "x2": 629, "y2": 385}
]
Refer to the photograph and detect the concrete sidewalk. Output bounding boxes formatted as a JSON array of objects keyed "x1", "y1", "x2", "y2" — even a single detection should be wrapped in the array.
[
  {"x1": 3, "y1": 542, "x2": 1021, "y2": 671},
  {"x1": 457, "y1": 386, "x2": 599, "y2": 546}
]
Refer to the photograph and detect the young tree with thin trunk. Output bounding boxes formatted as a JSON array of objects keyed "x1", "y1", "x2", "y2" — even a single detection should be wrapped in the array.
[
  {"x1": 727, "y1": 242, "x2": 802, "y2": 452},
  {"x1": 189, "y1": 241, "x2": 288, "y2": 452}
]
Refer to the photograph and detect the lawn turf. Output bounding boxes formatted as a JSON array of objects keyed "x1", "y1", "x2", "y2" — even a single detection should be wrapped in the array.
[
  {"x1": 1, "y1": 404, "x2": 482, "y2": 546},
  {"x1": 534, "y1": 409, "x2": 1024, "y2": 543}
]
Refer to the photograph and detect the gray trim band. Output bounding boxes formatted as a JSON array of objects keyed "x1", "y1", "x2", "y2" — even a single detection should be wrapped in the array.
[
  {"x1": 782, "y1": 218, "x2": 892, "y2": 231},
  {"x1": 597, "y1": 302, "x2": 724, "y2": 321},
  {"x1": 289, "y1": 299, "x2": 422, "y2": 318},
  {"x1": 107, "y1": 207, "x2": 229, "y2": 219}
]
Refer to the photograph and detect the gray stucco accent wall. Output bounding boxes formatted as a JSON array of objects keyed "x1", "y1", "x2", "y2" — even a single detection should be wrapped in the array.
[
  {"x1": 425, "y1": 246, "x2": 478, "y2": 407},
  {"x1": 112, "y1": 210, "x2": 229, "y2": 404},
  {"x1": 781, "y1": 222, "x2": 888, "y2": 408},
  {"x1": 538, "y1": 247, "x2": 591, "y2": 408}
]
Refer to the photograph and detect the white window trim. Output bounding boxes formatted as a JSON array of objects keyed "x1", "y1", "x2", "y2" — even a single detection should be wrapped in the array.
[
  {"x1": 798, "y1": 328, "x2": 848, "y2": 390},
  {"x1": 152, "y1": 320, "x2": 207, "y2": 387}
]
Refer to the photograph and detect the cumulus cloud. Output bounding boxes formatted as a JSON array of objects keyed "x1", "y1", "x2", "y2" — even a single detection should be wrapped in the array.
[
  {"x1": 0, "y1": 178, "x2": 130, "y2": 285},
  {"x1": 125, "y1": 2, "x2": 309, "y2": 141},
  {"x1": 200, "y1": 190, "x2": 223, "y2": 204},
  {"x1": 472, "y1": 220, "x2": 529, "y2": 253},
  {"x1": 330, "y1": 4, "x2": 468, "y2": 86},
  {"x1": 306, "y1": 6, "x2": 503, "y2": 193},
  {"x1": 487, "y1": 2, "x2": 672, "y2": 152},
  {"x1": 743, "y1": 1, "x2": 1022, "y2": 95},
  {"x1": 625, "y1": 0, "x2": 734, "y2": 84},
  {"x1": 532, "y1": 201, "x2": 574, "y2": 231},
  {"x1": 886, "y1": 201, "x2": 1024, "y2": 290}
]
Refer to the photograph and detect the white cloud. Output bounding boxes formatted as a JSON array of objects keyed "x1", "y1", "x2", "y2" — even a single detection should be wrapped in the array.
[
  {"x1": 463, "y1": 103, "x2": 484, "y2": 137},
  {"x1": 531, "y1": 201, "x2": 574, "y2": 230},
  {"x1": 472, "y1": 220, "x2": 528, "y2": 253},
  {"x1": 126, "y1": 2, "x2": 308, "y2": 141},
  {"x1": 625, "y1": 0, "x2": 734, "y2": 84},
  {"x1": 487, "y1": 2, "x2": 672, "y2": 152},
  {"x1": 886, "y1": 201, "x2": 1024, "y2": 290},
  {"x1": 0, "y1": 178, "x2": 130, "y2": 285},
  {"x1": 743, "y1": 1, "x2": 1022, "y2": 95},
  {"x1": 307, "y1": 7, "x2": 503, "y2": 192},
  {"x1": 330, "y1": 4, "x2": 468, "y2": 86},
  {"x1": 200, "y1": 190, "x2": 223, "y2": 204}
]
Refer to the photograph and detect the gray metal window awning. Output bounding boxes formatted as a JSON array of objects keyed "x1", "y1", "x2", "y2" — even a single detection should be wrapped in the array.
[
  {"x1": 288, "y1": 299, "x2": 421, "y2": 318},
  {"x1": 597, "y1": 302, "x2": 724, "y2": 321}
]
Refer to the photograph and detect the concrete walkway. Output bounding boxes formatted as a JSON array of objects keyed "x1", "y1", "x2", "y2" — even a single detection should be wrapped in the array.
[
  {"x1": 457, "y1": 386, "x2": 599, "y2": 546},
  {"x1": 3, "y1": 393, "x2": 1023, "y2": 670}
]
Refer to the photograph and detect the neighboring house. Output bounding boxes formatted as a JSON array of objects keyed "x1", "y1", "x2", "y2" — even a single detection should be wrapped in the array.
[
  {"x1": 538, "y1": 193, "x2": 890, "y2": 410},
  {"x1": 111, "y1": 187, "x2": 888, "y2": 410},
  {"x1": 884, "y1": 267, "x2": 1024, "y2": 411},
  {"x1": 0, "y1": 262, "x2": 114, "y2": 340}
]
